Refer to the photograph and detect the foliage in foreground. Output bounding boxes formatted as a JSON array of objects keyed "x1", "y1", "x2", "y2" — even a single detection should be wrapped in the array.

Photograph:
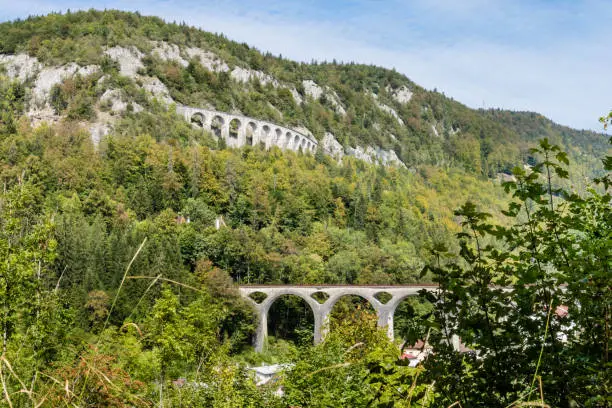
[{"x1": 423, "y1": 138, "x2": 611, "y2": 407}]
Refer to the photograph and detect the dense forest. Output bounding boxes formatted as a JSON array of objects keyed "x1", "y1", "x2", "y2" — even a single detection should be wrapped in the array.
[{"x1": 0, "y1": 10, "x2": 609, "y2": 407}]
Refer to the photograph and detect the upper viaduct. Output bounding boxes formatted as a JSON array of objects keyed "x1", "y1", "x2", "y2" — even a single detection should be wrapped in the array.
[
  {"x1": 239, "y1": 285, "x2": 445, "y2": 352},
  {"x1": 176, "y1": 105, "x2": 318, "y2": 153}
]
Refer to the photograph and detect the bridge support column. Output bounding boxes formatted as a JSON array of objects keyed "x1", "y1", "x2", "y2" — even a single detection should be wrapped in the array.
[
  {"x1": 253, "y1": 306, "x2": 268, "y2": 352},
  {"x1": 314, "y1": 307, "x2": 331, "y2": 345},
  {"x1": 376, "y1": 306, "x2": 395, "y2": 340}
]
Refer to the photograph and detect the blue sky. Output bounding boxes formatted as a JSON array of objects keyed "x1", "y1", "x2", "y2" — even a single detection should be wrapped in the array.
[{"x1": 0, "y1": 0, "x2": 611, "y2": 131}]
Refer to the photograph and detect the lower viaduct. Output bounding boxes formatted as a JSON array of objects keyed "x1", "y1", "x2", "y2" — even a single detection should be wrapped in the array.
[
  {"x1": 238, "y1": 285, "x2": 451, "y2": 352},
  {"x1": 176, "y1": 105, "x2": 318, "y2": 153}
]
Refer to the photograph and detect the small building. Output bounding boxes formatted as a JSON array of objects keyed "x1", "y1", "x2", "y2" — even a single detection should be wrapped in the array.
[
  {"x1": 249, "y1": 363, "x2": 294, "y2": 386},
  {"x1": 401, "y1": 339, "x2": 432, "y2": 367}
]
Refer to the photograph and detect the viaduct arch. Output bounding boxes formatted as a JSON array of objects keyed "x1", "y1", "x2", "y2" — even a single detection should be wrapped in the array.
[
  {"x1": 239, "y1": 285, "x2": 440, "y2": 352},
  {"x1": 176, "y1": 105, "x2": 318, "y2": 153}
]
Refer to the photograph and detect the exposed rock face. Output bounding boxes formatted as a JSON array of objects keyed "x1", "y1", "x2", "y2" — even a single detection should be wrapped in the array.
[
  {"x1": 346, "y1": 145, "x2": 405, "y2": 168},
  {"x1": 370, "y1": 147, "x2": 406, "y2": 168},
  {"x1": 303, "y1": 80, "x2": 346, "y2": 115},
  {"x1": 0, "y1": 54, "x2": 41, "y2": 82},
  {"x1": 28, "y1": 63, "x2": 99, "y2": 125},
  {"x1": 104, "y1": 46, "x2": 144, "y2": 78},
  {"x1": 100, "y1": 89, "x2": 127, "y2": 113},
  {"x1": 290, "y1": 88, "x2": 303, "y2": 105},
  {"x1": 89, "y1": 122, "x2": 111, "y2": 145},
  {"x1": 302, "y1": 80, "x2": 324, "y2": 100},
  {"x1": 327, "y1": 89, "x2": 346, "y2": 115},
  {"x1": 322, "y1": 132, "x2": 344, "y2": 159},
  {"x1": 185, "y1": 47, "x2": 229, "y2": 72},
  {"x1": 345, "y1": 146, "x2": 371, "y2": 163},
  {"x1": 151, "y1": 41, "x2": 188, "y2": 67},
  {"x1": 431, "y1": 124, "x2": 440, "y2": 138},
  {"x1": 2, "y1": 48, "x2": 406, "y2": 169},
  {"x1": 231, "y1": 67, "x2": 280, "y2": 88},
  {"x1": 31, "y1": 64, "x2": 98, "y2": 105},
  {"x1": 1, "y1": 53, "x2": 101, "y2": 126},
  {"x1": 140, "y1": 76, "x2": 174, "y2": 104},
  {"x1": 376, "y1": 102, "x2": 404, "y2": 125},
  {"x1": 387, "y1": 85, "x2": 413, "y2": 103}
]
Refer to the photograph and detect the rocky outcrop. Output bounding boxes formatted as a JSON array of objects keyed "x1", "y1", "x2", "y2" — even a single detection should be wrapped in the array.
[
  {"x1": 303, "y1": 79, "x2": 346, "y2": 115},
  {"x1": 104, "y1": 46, "x2": 143, "y2": 78},
  {"x1": 0, "y1": 54, "x2": 41, "y2": 82},
  {"x1": 28, "y1": 63, "x2": 99, "y2": 125},
  {"x1": 322, "y1": 132, "x2": 344, "y2": 159},
  {"x1": 231, "y1": 67, "x2": 279, "y2": 88},
  {"x1": 302, "y1": 80, "x2": 324, "y2": 100},
  {"x1": 100, "y1": 89, "x2": 127, "y2": 113},
  {"x1": 346, "y1": 145, "x2": 406, "y2": 168},
  {"x1": 185, "y1": 47, "x2": 229, "y2": 72},
  {"x1": 140, "y1": 76, "x2": 174, "y2": 104},
  {"x1": 387, "y1": 85, "x2": 413, "y2": 104},
  {"x1": 151, "y1": 41, "x2": 188, "y2": 67},
  {"x1": 290, "y1": 88, "x2": 303, "y2": 105},
  {"x1": 1, "y1": 49, "x2": 408, "y2": 169},
  {"x1": 377, "y1": 102, "x2": 404, "y2": 125}
]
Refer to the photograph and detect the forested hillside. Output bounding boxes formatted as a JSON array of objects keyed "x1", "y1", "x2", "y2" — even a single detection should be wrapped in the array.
[
  {"x1": 1, "y1": 10, "x2": 608, "y2": 177},
  {"x1": 0, "y1": 9, "x2": 609, "y2": 407}
]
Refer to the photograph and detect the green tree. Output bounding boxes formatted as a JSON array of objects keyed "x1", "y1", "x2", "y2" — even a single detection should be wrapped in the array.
[{"x1": 423, "y1": 138, "x2": 611, "y2": 407}]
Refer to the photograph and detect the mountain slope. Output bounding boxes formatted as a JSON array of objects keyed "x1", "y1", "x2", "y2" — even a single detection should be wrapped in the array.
[{"x1": 1, "y1": 9, "x2": 607, "y2": 180}]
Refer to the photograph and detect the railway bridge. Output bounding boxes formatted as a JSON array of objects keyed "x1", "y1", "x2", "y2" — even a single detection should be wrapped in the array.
[
  {"x1": 239, "y1": 285, "x2": 440, "y2": 352},
  {"x1": 176, "y1": 105, "x2": 318, "y2": 152}
]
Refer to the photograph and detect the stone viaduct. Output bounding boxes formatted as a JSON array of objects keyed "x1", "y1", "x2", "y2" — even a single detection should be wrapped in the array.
[
  {"x1": 239, "y1": 285, "x2": 444, "y2": 352},
  {"x1": 176, "y1": 105, "x2": 318, "y2": 153}
]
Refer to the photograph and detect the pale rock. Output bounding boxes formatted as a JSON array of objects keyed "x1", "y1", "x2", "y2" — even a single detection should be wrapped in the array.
[
  {"x1": 375, "y1": 147, "x2": 406, "y2": 168},
  {"x1": 89, "y1": 122, "x2": 111, "y2": 145},
  {"x1": 231, "y1": 67, "x2": 279, "y2": 87},
  {"x1": 290, "y1": 88, "x2": 303, "y2": 105},
  {"x1": 28, "y1": 106, "x2": 60, "y2": 126},
  {"x1": 346, "y1": 145, "x2": 405, "y2": 168},
  {"x1": 104, "y1": 46, "x2": 144, "y2": 78},
  {"x1": 141, "y1": 76, "x2": 174, "y2": 104},
  {"x1": 0, "y1": 53, "x2": 41, "y2": 82},
  {"x1": 322, "y1": 132, "x2": 344, "y2": 159},
  {"x1": 185, "y1": 47, "x2": 229, "y2": 72},
  {"x1": 30, "y1": 63, "x2": 99, "y2": 108},
  {"x1": 327, "y1": 89, "x2": 346, "y2": 115},
  {"x1": 431, "y1": 124, "x2": 440, "y2": 138},
  {"x1": 151, "y1": 41, "x2": 188, "y2": 67},
  {"x1": 387, "y1": 85, "x2": 413, "y2": 103},
  {"x1": 302, "y1": 80, "x2": 324, "y2": 100},
  {"x1": 346, "y1": 146, "x2": 373, "y2": 164},
  {"x1": 131, "y1": 102, "x2": 144, "y2": 113},
  {"x1": 100, "y1": 89, "x2": 127, "y2": 113},
  {"x1": 302, "y1": 80, "x2": 345, "y2": 114},
  {"x1": 376, "y1": 102, "x2": 404, "y2": 125}
]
